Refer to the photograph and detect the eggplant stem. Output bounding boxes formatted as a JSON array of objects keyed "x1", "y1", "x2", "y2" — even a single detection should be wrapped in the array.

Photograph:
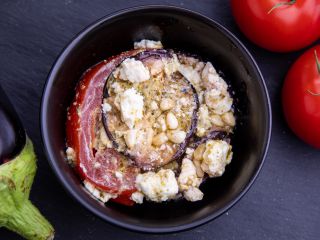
[
  {"x1": 0, "y1": 139, "x2": 54, "y2": 239},
  {"x1": 268, "y1": 0, "x2": 296, "y2": 14},
  {"x1": 6, "y1": 199, "x2": 54, "y2": 240}
]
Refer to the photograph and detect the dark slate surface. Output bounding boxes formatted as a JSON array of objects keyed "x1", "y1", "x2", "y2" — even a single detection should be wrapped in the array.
[{"x1": 0, "y1": 0, "x2": 319, "y2": 239}]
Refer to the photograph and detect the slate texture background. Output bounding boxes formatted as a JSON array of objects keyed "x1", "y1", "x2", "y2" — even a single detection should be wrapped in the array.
[{"x1": 0, "y1": 0, "x2": 319, "y2": 239}]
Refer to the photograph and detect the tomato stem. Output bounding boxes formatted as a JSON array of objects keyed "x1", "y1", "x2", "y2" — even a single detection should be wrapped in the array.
[
  {"x1": 307, "y1": 90, "x2": 320, "y2": 96},
  {"x1": 307, "y1": 50, "x2": 320, "y2": 96},
  {"x1": 314, "y1": 50, "x2": 320, "y2": 75},
  {"x1": 268, "y1": 0, "x2": 296, "y2": 14}
]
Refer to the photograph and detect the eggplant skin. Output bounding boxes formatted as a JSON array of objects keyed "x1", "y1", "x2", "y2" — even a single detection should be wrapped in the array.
[
  {"x1": 102, "y1": 49, "x2": 200, "y2": 170},
  {"x1": 188, "y1": 130, "x2": 230, "y2": 149},
  {"x1": 0, "y1": 86, "x2": 26, "y2": 163},
  {"x1": 171, "y1": 81, "x2": 199, "y2": 162}
]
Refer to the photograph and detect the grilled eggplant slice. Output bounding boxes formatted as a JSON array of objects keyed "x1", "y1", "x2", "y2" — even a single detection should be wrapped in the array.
[{"x1": 102, "y1": 50, "x2": 199, "y2": 170}]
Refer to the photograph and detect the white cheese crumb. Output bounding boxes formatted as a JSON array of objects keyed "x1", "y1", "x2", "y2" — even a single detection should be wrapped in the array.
[
  {"x1": 178, "y1": 64, "x2": 201, "y2": 90},
  {"x1": 178, "y1": 97, "x2": 188, "y2": 106},
  {"x1": 185, "y1": 148, "x2": 194, "y2": 158},
  {"x1": 134, "y1": 39, "x2": 163, "y2": 49},
  {"x1": 83, "y1": 180, "x2": 117, "y2": 203},
  {"x1": 94, "y1": 162, "x2": 101, "y2": 168},
  {"x1": 111, "y1": 82, "x2": 124, "y2": 93},
  {"x1": 124, "y1": 129, "x2": 138, "y2": 149},
  {"x1": 135, "y1": 169, "x2": 179, "y2": 202},
  {"x1": 66, "y1": 147, "x2": 76, "y2": 163},
  {"x1": 196, "y1": 104, "x2": 211, "y2": 137},
  {"x1": 178, "y1": 158, "x2": 203, "y2": 202},
  {"x1": 164, "y1": 54, "x2": 180, "y2": 76},
  {"x1": 130, "y1": 191, "x2": 144, "y2": 204},
  {"x1": 115, "y1": 58, "x2": 150, "y2": 83},
  {"x1": 201, "y1": 62, "x2": 228, "y2": 92},
  {"x1": 115, "y1": 171, "x2": 123, "y2": 179},
  {"x1": 102, "y1": 102, "x2": 112, "y2": 113},
  {"x1": 120, "y1": 88, "x2": 144, "y2": 129},
  {"x1": 178, "y1": 158, "x2": 202, "y2": 191},
  {"x1": 183, "y1": 187, "x2": 204, "y2": 202},
  {"x1": 79, "y1": 163, "x2": 87, "y2": 174},
  {"x1": 204, "y1": 89, "x2": 233, "y2": 115},
  {"x1": 150, "y1": 100, "x2": 159, "y2": 110},
  {"x1": 201, "y1": 140, "x2": 233, "y2": 177}
]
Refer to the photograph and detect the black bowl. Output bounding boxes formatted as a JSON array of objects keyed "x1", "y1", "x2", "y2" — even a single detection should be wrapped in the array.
[{"x1": 41, "y1": 5, "x2": 271, "y2": 233}]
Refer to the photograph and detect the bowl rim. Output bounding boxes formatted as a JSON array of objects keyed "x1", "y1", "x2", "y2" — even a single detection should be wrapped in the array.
[{"x1": 40, "y1": 4, "x2": 272, "y2": 234}]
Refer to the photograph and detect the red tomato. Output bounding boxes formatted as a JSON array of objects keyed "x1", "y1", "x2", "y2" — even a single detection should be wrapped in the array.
[
  {"x1": 282, "y1": 45, "x2": 320, "y2": 148},
  {"x1": 231, "y1": 0, "x2": 320, "y2": 52},
  {"x1": 66, "y1": 50, "x2": 141, "y2": 205}
]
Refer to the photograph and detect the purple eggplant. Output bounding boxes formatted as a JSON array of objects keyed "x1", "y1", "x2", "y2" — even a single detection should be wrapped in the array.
[
  {"x1": 0, "y1": 85, "x2": 54, "y2": 240},
  {"x1": 0, "y1": 86, "x2": 25, "y2": 163}
]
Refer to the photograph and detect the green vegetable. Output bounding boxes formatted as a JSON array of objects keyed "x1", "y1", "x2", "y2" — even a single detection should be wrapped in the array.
[{"x1": 0, "y1": 138, "x2": 54, "y2": 240}]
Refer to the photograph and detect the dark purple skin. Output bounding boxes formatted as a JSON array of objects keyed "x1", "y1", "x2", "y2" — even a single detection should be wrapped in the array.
[
  {"x1": 102, "y1": 49, "x2": 199, "y2": 170},
  {"x1": 0, "y1": 85, "x2": 26, "y2": 164},
  {"x1": 189, "y1": 130, "x2": 230, "y2": 149}
]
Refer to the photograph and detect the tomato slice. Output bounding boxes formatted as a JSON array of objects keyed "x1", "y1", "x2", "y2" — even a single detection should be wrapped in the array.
[{"x1": 66, "y1": 50, "x2": 141, "y2": 205}]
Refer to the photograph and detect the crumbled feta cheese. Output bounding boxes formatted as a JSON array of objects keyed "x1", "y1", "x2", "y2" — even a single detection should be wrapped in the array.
[
  {"x1": 111, "y1": 82, "x2": 123, "y2": 93},
  {"x1": 124, "y1": 129, "x2": 138, "y2": 149},
  {"x1": 195, "y1": 61, "x2": 205, "y2": 71},
  {"x1": 134, "y1": 39, "x2": 163, "y2": 49},
  {"x1": 83, "y1": 180, "x2": 117, "y2": 203},
  {"x1": 221, "y1": 111, "x2": 236, "y2": 127},
  {"x1": 120, "y1": 88, "x2": 144, "y2": 129},
  {"x1": 178, "y1": 97, "x2": 188, "y2": 106},
  {"x1": 193, "y1": 159, "x2": 205, "y2": 178},
  {"x1": 183, "y1": 187, "x2": 204, "y2": 202},
  {"x1": 94, "y1": 162, "x2": 101, "y2": 168},
  {"x1": 178, "y1": 158, "x2": 203, "y2": 202},
  {"x1": 79, "y1": 163, "x2": 87, "y2": 174},
  {"x1": 185, "y1": 148, "x2": 194, "y2": 158},
  {"x1": 181, "y1": 56, "x2": 199, "y2": 66},
  {"x1": 130, "y1": 191, "x2": 144, "y2": 204},
  {"x1": 102, "y1": 102, "x2": 112, "y2": 113},
  {"x1": 204, "y1": 89, "x2": 233, "y2": 115},
  {"x1": 201, "y1": 140, "x2": 233, "y2": 177},
  {"x1": 164, "y1": 54, "x2": 180, "y2": 76},
  {"x1": 178, "y1": 158, "x2": 202, "y2": 191},
  {"x1": 150, "y1": 100, "x2": 158, "y2": 110},
  {"x1": 115, "y1": 58, "x2": 150, "y2": 83},
  {"x1": 66, "y1": 147, "x2": 76, "y2": 163},
  {"x1": 115, "y1": 171, "x2": 123, "y2": 179},
  {"x1": 198, "y1": 91, "x2": 205, "y2": 104},
  {"x1": 149, "y1": 59, "x2": 164, "y2": 75},
  {"x1": 196, "y1": 104, "x2": 211, "y2": 137},
  {"x1": 201, "y1": 62, "x2": 228, "y2": 92},
  {"x1": 210, "y1": 114, "x2": 225, "y2": 127},
  {"x1": 135, "y1": 169, "x2": 179, "y2": 202},
  {"x1": 178, "y1": 64, "x2": 201, "y2": 90}
]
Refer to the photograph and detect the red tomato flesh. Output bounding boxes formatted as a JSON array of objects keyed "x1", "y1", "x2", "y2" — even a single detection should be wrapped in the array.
[{"x1": 66, "y1": 50, "x2": 141, "y2": 205}]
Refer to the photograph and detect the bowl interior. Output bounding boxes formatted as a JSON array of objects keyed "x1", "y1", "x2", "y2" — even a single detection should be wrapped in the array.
[{"x1": 41, "y1": 6, "x2": 271, "y2": 232}]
